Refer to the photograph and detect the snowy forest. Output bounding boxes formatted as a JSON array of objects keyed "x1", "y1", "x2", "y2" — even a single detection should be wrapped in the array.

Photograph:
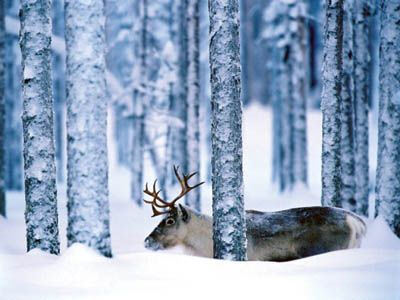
[{"x1": 0, "y1": 0, "x2": 399, "y2": 299}]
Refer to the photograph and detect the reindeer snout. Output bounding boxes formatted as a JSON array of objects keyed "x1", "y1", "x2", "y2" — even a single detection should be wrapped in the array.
[{"x1": 144, "y1": 236, "x2": 163, "y2": 251}]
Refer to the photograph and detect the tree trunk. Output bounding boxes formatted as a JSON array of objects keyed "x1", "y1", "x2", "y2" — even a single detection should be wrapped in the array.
[
  {"x1": 52, "y1": 0, "x2": 65, "y2": 183},
  {"x1": 291, "y1": 0, "x2": 308, "y2": 186},
  {"x1": 376, "y1": 0, "x2": 400, "y2": 238},
  {"x1": 5, "y1": 2, "x2": 23, "y2": 191},
  {"x1": 353, "y1": 0, "x2": 371, "y2": 217},
  {"x1": 0, "y1": 0, "x2": 5, "y2": 217},
  {"x1": 20, "y1": 0, "x2": 59, "y2": 254},
  {"x1": 130, "y1": 0, "x2": 147, "y2": 206},
  {"x1": 185, "y1": 0, "x2": 201, "y2": 212},
  {"x1": 340, "y1": 0, "x2": 355, "y2": 211},
  {"x1": 173, "y1": 0, "x2": 189, "y2": 176},
  {"x1": 65, "y1": 0, "x2": 112, "y2": 257},
  {"x1": 321, "y1": 0, "x2": 344, "y2": 207},
  {"x1": 209, "y1": 0, "x2": 247, "y2": 261}
]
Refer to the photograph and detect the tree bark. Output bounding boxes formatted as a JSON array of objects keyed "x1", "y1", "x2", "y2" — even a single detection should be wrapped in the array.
[
  {"x1": 353, "y1": 0, "x2": 371, "y2": 216},
  {"x1": 376, "y1": 0, "x2": 400, "y2": 237},
  {"x1": 20, "y1": 0, "x2": 59, "y2": 254},
  {"x1": 185, "y1": 0, "x2": 201, "y2": 212},
  {"x1": 65, "y1": 0, "x2": 112, "y2": 257},
  {"x1": 321, "y1": 0, "x2": 344, "y2": 207},
  {"x1": 209, "y1": 0, "x2": 247, "y2": 260},
  {"x1": 0, "y1": 0, "x2": 5, "y2": 217}
]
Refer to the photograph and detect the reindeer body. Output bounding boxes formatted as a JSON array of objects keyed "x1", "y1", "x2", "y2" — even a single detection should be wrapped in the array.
[{"x1": 145, "y1": 205, "x2": 367, "y2": 261}]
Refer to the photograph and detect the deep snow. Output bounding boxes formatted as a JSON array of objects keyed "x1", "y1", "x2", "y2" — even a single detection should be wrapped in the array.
[{"x1": 1, "y1": 105, "x2": 399, "y2": 300}]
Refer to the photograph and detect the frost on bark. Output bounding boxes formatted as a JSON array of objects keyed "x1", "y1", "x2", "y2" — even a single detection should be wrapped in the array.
[
  {"x1": 340, "y1": 0, "x2": 356, "y2": 211},
  {"x1": 321, "y1": 0, "x2": 344, "y2": 207},
  {"x1": 265, "y1": 0, "x2": 308, "y2": 191},
  {"x1": 5, "y1": 2, "x2": 23, "y2": 191},
  {"x1": 185, "y1": 0, "x2": 201, "y2": 212},
  {"x1": 20, "y1": 0, "x2": 60, "y2": 254},
  {"x1": 290, "y1": 0, "x2": 308, "y2": 186},
  {"x1": 130, "y1": 0, "x2": 147, "y2": 206},
  {"x1": 353, "y1": 0, "x2": 371, "y2": 216},
  {"x1": 376, "y1": 0, "x2": 400, "y2": 238},
  {"x1": 65, "y1": 0, "x2": 112, "y2": 257},
  {"x1": 173, "y1": 0, "x2": 188, "y2": 175},
  {"x1": 209, "y1": 0, "x2": 247, "y2": 261},
  {"x1": 52, "y1": 0, "x2": 65, "y2": 183},
  {"x1": 0, "y1": 0, "x2": 5, "y2": 217}
]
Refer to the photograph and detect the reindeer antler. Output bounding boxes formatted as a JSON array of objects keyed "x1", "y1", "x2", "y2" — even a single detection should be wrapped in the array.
[{"x1": 143, "y1": 165, "x2": 204, "y2": 217}]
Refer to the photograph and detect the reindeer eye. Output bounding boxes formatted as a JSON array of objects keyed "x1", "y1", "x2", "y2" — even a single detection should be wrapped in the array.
[{"x1": 165, "y1": 218, "x2": 175, "y2": 226}]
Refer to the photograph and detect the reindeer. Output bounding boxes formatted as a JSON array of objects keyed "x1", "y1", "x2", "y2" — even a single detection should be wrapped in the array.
[{"x1": 144, "y1": 166, "x2": 367, "y2": 261}]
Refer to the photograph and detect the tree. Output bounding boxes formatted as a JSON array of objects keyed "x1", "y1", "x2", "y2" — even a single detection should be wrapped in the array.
[
  {"x1": 185, "y1": 0, "x2": 201, "y2": 211},
  {"x1": 0, "y1": 0, "x2": 5, "y2": 217},
  {"x1": 376, "y1": 0, "x2": 400, "y2": 238},
  {"x1": 321, "y1": 0, "x2": 344, "y2": 208},
  {"x1": 20, "y1": 0, "x2": 59, "y2": 254},
  {"x1": 209, "y1": 0, "x2": 247, "y2": 260},
  {"x1": 264, "y1": 0, "x2": 308, "y2": 191},
  {"x1": 340, "y1": 0, "x2": 356, "y2": 211},
  {"x1": 65, "y1": 0, "x2": 112, "y2": 257},
  {"x1": 51, "y1": 0, "x2": 65, "y2": 183},
  {"x1": 291, "y1": 0, "x2": 308, "y2": 186},
  {"x1": 173, "y1": 0, "x2": 189, "y2": 176},
  {"x1": 4, "y1": 0, "x2": 23, "y2": 191},
  {"x1": 353, "y1": 0, "x2": 371, "y2": 216}
]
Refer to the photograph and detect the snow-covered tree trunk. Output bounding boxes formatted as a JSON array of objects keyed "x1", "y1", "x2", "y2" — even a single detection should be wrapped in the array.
[
  {"x1": 173, "y1": 0, "x2": 188, "y2": 175},
  {"x1": 52, "y1": 0, "x2": 65, "y2": 183},
  {"x1": 353, "y1": 0, "x2": 371, "y2": 216},
  {"x1": 130, "y1": 0, "x2": 147, "y2": 206},
  {"x1": 340, "y1": 0, "x2": 355, "y2": 211},
  {"x1": 321, "y1": 0, "x2": 344, "y2": 207},
  {"x1": 0, "y1": 0, "x2": 5, "y2": 217},
  {"x1": 291, "y1": 0, "x2": 308, "y2": 186},
  {"x1": 240, "y1": 0, "x2": 250, "y2": 105},
  {"x1": 185, "y1": 0, "x2": 201, "y2": 212},
  {"x1": 209, "y1": 0, "x2": 247, "y2": 260},
  {"x1": 280, "y1": 44, "x2": 294, "y2": 192},
  {"x1": 65, "y1": 0, "x2": 112, "y2": 257},
  {"x1": 5, "y1": 2, "x2": 23, "y2": 191},
  {"x1": 376, "y1": 0, "x2": 400, "y2": 237},
  {"x1": 20, "y1": 0, "x2": 59, "y2": 254}
]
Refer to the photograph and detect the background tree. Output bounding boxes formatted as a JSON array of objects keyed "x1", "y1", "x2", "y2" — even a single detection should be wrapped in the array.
[
  {"x1": 209, "y1": 0, "x2": 247, "y2": 260},
  {"x1": 51, "y1": 0, "x2": 65, "y2": 183},
  {"x1": 20, "y1": 0, "x2": 59, "y2": 254},
  {"x1": 4, "y1": 0, "x2": 23, "y2": 191},
  {"x1": 353, "y1": 0, "x2": 371, "y2": 216},
  {"x1": 321, "y1": 0, "x2": 344, "y2": 208},
  {"x1": 65, "y1": 0, "x2": 112, "y2": 257},
  {"x1": 0, "y1": 0, "x2": 5, "y2": 217},
  {"x1": 264, "y1": 0, "x2": 308, "y2": 191},
  {"x1": 130, "y1": 0, "x2": 148, "y2": 206},
  {"x1": 185, "y1": 0, "x2": 201, "y2": 211},
  {"x1": 340, "y1": 0, "x2": 355, "y2": 211},
  {"x1": 376, "y1": 0, "x2": 400, "y2": 237}
]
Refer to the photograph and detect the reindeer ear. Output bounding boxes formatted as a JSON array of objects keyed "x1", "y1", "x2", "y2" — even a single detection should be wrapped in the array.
[{"x1": 179, "y1": 204, "x2": 189, "y2": 223}]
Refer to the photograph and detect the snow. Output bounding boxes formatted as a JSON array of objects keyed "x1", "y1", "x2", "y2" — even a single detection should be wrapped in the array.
[{"x1": 1, "y1": 105, "x2": 400, "y2": 299}]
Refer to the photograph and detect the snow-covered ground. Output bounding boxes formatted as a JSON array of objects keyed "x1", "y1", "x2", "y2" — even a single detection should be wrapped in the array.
[{"x1": 1, "y1": 105, "x2": 399, "y2": 300}]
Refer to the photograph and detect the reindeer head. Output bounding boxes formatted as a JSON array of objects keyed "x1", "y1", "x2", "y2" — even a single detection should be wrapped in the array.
[{"x1": 144, "y1": 166, "x2": 204, "y2": 251}]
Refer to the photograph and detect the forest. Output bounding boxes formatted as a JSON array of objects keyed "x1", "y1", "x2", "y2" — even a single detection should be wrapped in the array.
[{"x1": 0, "y1": 0, "x2": 399, "y2": 299}]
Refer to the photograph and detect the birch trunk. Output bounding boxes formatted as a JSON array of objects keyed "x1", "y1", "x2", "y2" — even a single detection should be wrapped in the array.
[
  {"x1": 376, "y1": 0, "x2": 400, "y2": 237},
  {"x1": 65, "y1": 0, "x2": 112, "y2": 257},
  {"x1": 20, "y1": 0, "x2": 59, "y2": 254},
  {"x1": 0, "y1": 0, "x2": 5, "y2": 217},
  {"x1": 353, "y1": 0, "x2": 371, "y2": 216},
  {"x1": 185, "y1": 0, "x2": 201, "y2": 211},
  {"x1": 340, "y1": 0, "x2": 355, "y2": 211},
  {"x1": 321, "y1": 0, "x2": 344, "y2": 207},
  {"x1": 209, "y1": 0, "x2": 247, "y2": 261}
]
